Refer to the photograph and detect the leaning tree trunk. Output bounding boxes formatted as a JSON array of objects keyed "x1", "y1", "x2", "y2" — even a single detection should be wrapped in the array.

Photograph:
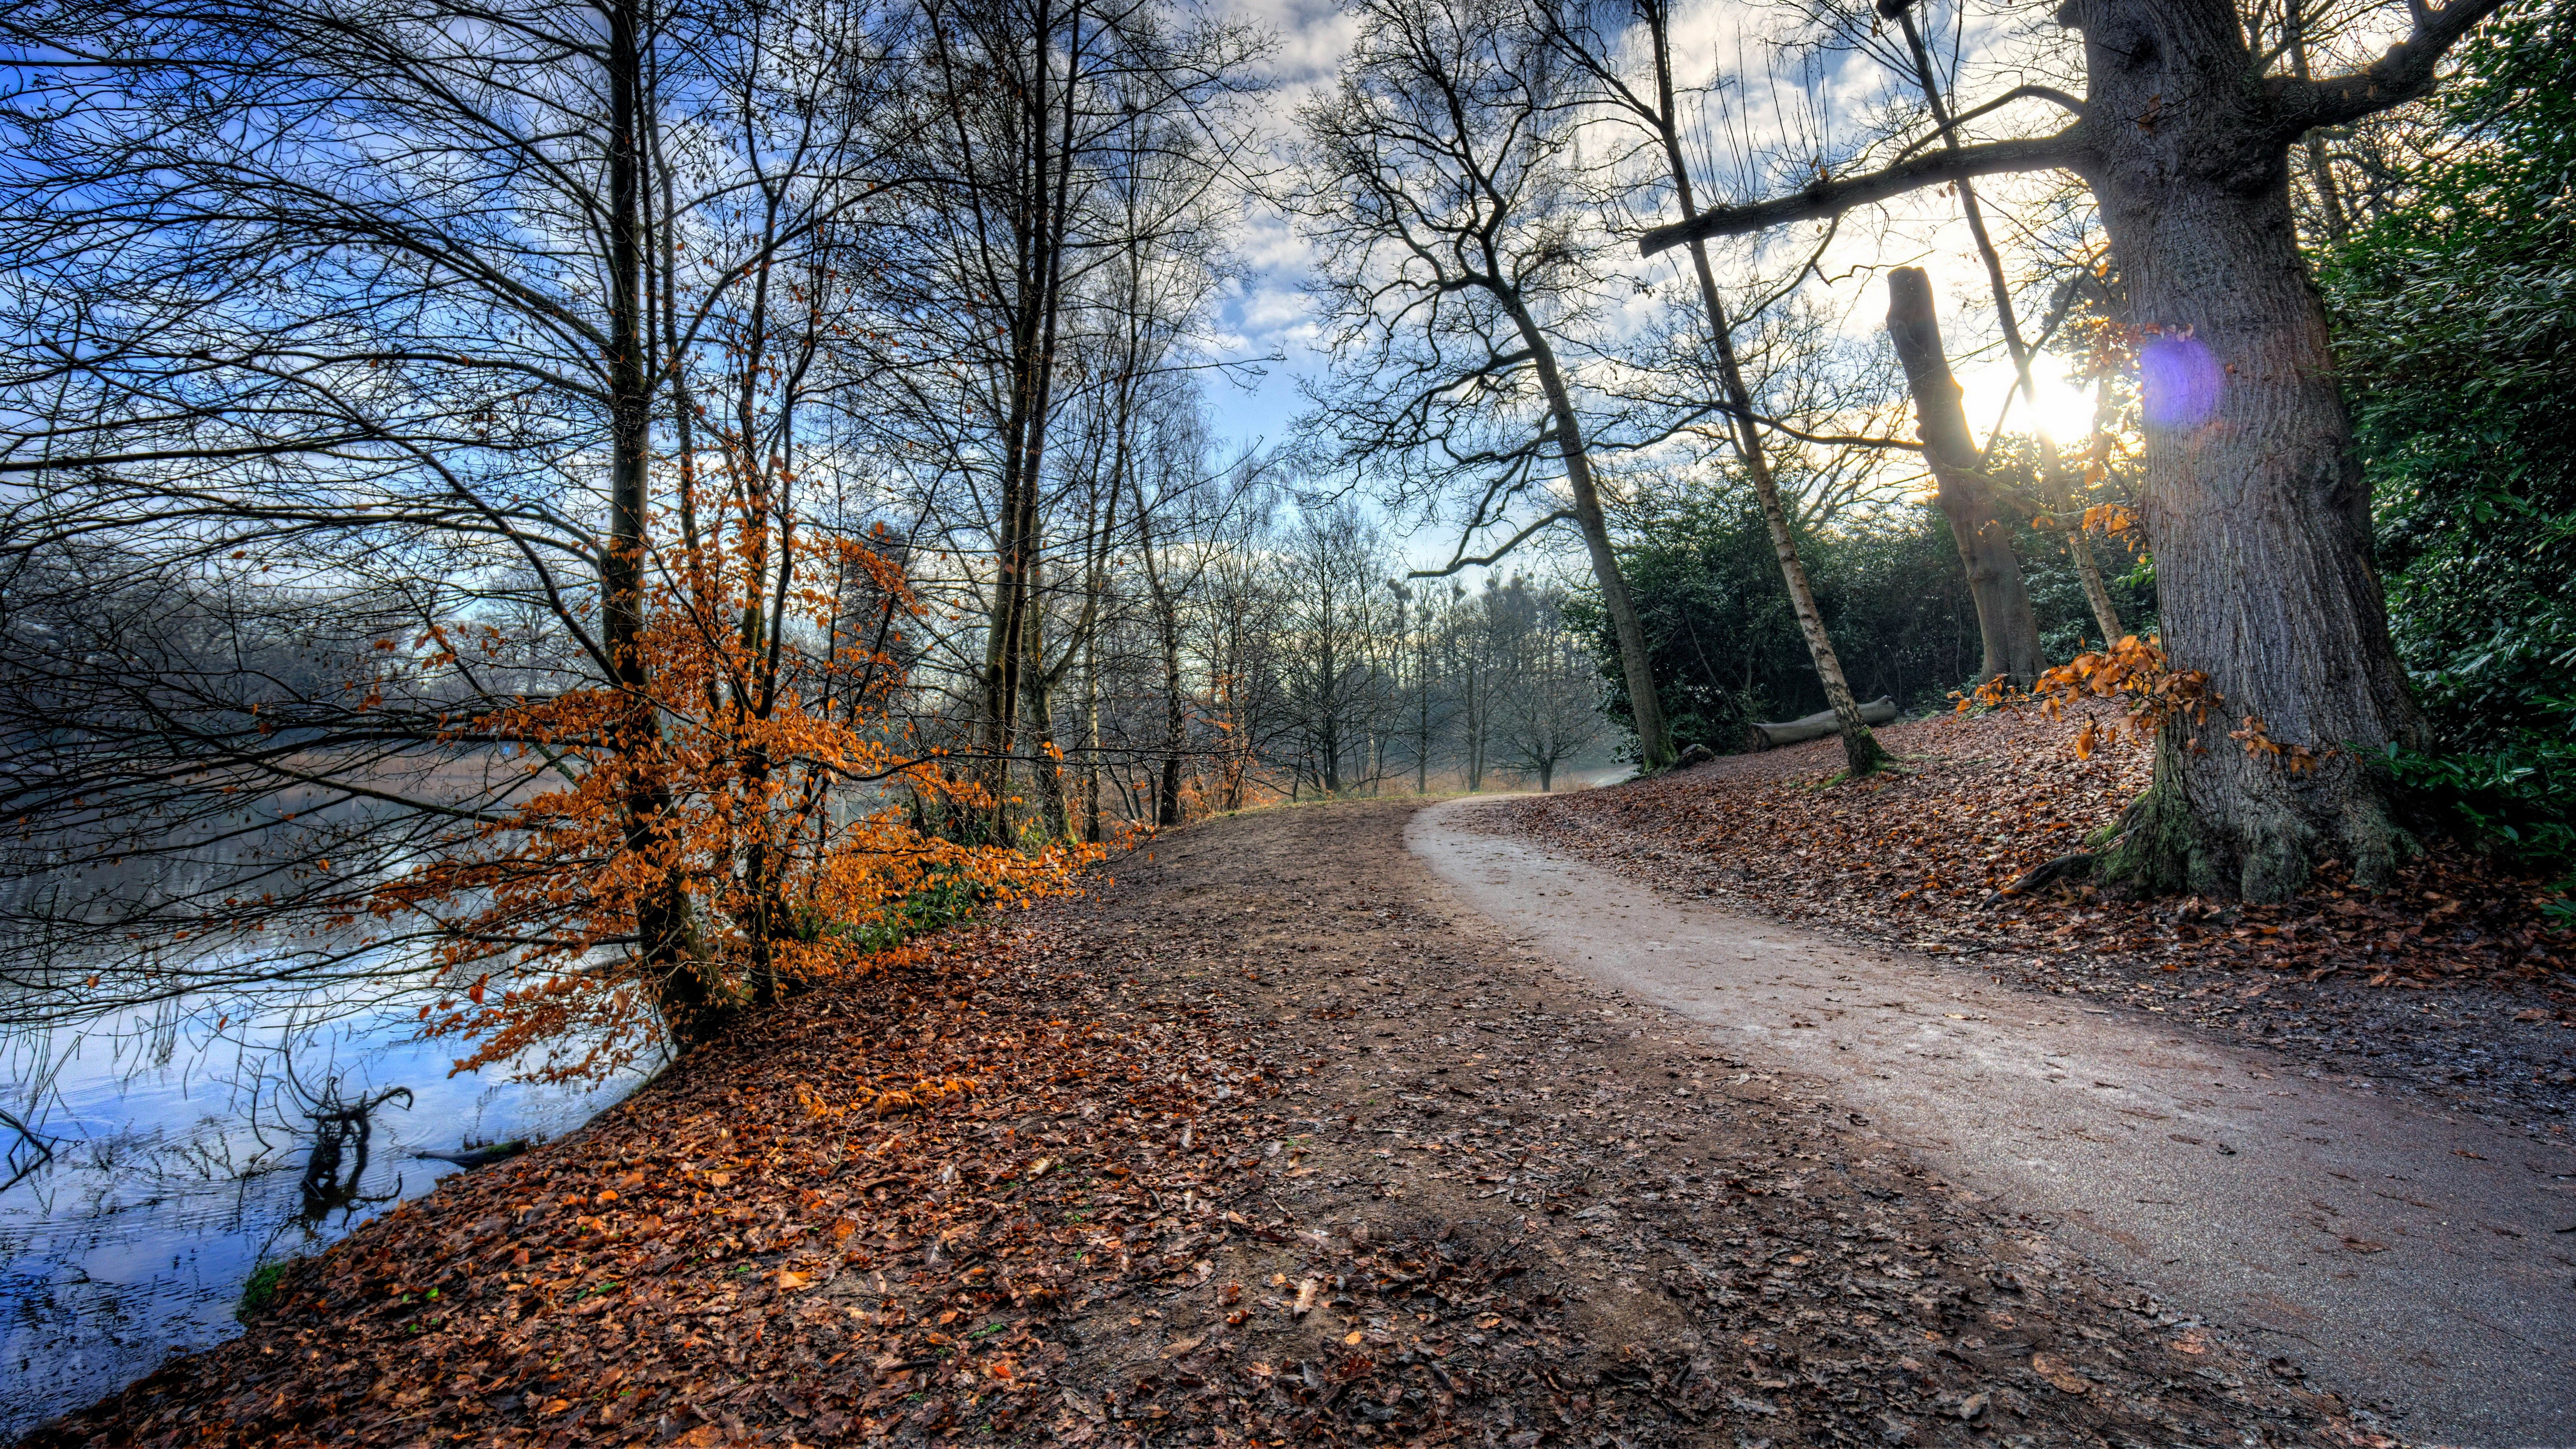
[
  {"x1": 1885, "y1": 268, "x2": 2046, "y2": 688},
  {"x1": 1884, "y1": 4, "x2": 2123, "y2": 656},
  {"x1": 2072, "y1": 0, "x2": 2424, "y2": 899}
]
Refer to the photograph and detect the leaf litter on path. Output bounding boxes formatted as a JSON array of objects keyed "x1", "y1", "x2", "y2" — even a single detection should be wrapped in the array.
[{"x1": 33, "y1": 798, "x2": 2403, "y2": 1448}]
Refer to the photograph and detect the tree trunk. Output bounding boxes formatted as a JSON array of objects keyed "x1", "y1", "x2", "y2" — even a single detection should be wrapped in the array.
[
  {"x1": 1021, "y1": 554, "x2": 1069, "y2": 841},
  {"x1": 603, "y1": 0, "x2": 723, "y2": 1046},
  {"x1": 1156, "y1": 595, "x2": 1185, "y2": 826},
  {"x1": 1081, "y1": 624, "x2": 1103, "y2": 843},
  {"x1": 1641, "y1": 10, "x2": 1885, "y2": 776},
  {"x1": 1888, "y1": 6, "x2": 2124, "y2": 656},
  {"x1": 1750, "y1": 696, "x2": 1900, "y2": 750},
  {"x1": 1414, "y1": 628, "x2": 1431, "y2": 795},
  {"x1": 1885, "y1": 268, "x2": 2046, "y2": 688},
  {"x1": 1496, "y1": 298, "x2": 1673, "y2": 769},
  {"x1": 2071, "y1": 0, "x2": 2424, "y2": 899},
  {"x1": 2060, "y1": 440, "x2": 2127, "y2": 648}
]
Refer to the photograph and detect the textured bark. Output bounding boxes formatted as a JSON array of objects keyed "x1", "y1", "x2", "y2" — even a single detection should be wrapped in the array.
[
  {"x1": 2068, "y1": 0, "x2": 2425, "y2": 898},
  {"x1": 1885, "y1": 268, "x2": 2046, "y2": 688}
]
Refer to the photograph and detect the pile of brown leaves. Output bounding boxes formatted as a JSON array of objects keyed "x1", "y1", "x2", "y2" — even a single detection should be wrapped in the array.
[
  {"x1": 29, "y1": 922, "x2": 1318, "y2": 1447},
  {"x1": 1503, "y1": 710, "x2": 2570, "y2": 990}
]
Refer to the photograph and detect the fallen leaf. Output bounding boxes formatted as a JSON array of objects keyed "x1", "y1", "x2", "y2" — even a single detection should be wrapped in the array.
[{"x1": 2029, "y1": 1352, "x2": 2088, "y2": 1395}]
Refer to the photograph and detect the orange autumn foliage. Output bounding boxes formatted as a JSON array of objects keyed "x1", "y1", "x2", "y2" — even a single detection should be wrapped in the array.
[
  {"x1": 387, "y1": 508, "x2": 1095, "y2": 1084},
  {"x1": 1960, "y1": 635, "x2": 2330, "y2": 773}
]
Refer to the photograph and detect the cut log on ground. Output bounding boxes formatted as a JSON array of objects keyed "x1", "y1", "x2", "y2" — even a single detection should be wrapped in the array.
[{"x1": 1750, "y1": 696, "x2": 1897, "y2": 750}]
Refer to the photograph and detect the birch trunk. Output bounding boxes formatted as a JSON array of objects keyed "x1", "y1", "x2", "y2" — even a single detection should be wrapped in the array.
[{"x1": 1641, "y1": 10, "x2": 1886, "y2": 774}]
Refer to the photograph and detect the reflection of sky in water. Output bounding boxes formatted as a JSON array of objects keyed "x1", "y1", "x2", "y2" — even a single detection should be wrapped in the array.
[{"x1": 0, "y1": 988, "x2": 645, "y2": 1437}]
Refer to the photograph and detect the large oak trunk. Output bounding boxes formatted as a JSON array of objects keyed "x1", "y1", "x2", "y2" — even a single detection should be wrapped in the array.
[
  {"x1": 1885, "y1": 268, "x2": 2045, "y2": 688},
  {"x1": 2069, "y1": 0, "x2": 2424, "y2": 899}
]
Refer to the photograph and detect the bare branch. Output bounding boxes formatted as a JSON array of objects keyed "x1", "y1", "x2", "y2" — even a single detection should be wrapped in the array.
[
  {"x1": 1406, "y1": 509, "x2": 1572, "y2": 577},
  {"x1": 2274, "y1": 0, "x2": 2510, "y2": 134},
  {"x1": 1638, "y1": 134, "x2": 2087, "y2": 257},
  {"x1": 1890, "y1": 85, "x2": 2088, "y2": 165}
]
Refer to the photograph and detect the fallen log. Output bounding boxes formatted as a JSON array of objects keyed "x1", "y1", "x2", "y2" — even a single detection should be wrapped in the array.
[
  {"x1": 1748, "y1": 696, "x2": 1899, "y2": 751},
  {"x1": 414, "y1": 1139, "x2": 529, "y2": 1170}
]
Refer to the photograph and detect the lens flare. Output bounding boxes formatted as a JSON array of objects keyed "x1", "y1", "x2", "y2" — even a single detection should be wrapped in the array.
[
  {"x1": 2140, "y1": 333, "x2": 2223, "y2": 430},
  {"x1": 2027, "y1": 371, "x2": 2097, "y2": 445}
]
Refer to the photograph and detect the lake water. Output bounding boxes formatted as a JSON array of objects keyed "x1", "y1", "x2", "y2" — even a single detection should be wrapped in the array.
[{"x1": 0, "y1": 997, "x2": 646, "y2": 1438}]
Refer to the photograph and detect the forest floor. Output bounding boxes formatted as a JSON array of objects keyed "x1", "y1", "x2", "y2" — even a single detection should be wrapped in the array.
[{"x1": 27, "y1": 798, "x2": 2394, "y2": 1449}]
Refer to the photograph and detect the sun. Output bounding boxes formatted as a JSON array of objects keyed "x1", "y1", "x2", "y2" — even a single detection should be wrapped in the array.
[{"x1": 2025, "y1": 368, "x2": 2100, "y2": 446}]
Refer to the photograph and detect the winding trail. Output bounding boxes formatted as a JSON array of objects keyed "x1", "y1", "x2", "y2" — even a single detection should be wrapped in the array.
[{"x1": 1410, "y1": 797, "x2": 2576, "y2": 1447}]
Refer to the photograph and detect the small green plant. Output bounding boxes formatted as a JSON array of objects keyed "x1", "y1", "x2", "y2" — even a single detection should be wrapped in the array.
[
  {"x1": 2386, "y1": 725, "x2": 2576, "y2": 921},
  {"x1": 788, "y1": 865, "x2": 994, "y2": 953},
  {"x1": 236, "y1": 1259, "x2": 294, "y2": 1319}
]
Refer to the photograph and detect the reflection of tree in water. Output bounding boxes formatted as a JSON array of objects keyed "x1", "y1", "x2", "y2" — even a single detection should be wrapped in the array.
[
  {"x1": 0, "y1": 1103, "x2": 55, "y2": 1193},
  {"x1": 286, "y1": 1080, "x2": 411, "y2": 1229}
]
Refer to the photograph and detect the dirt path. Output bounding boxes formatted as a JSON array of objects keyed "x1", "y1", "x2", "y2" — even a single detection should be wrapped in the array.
[
  {"x1": 1087, "y1": 800, "x2": 2370, "y2": 1448},
  {"x1": 1413, "y1": 796, "x2": 2576, "y2": 1447},
  {"x1": 30, "y1": 799, "x2": 2395, "y2": 1448}
]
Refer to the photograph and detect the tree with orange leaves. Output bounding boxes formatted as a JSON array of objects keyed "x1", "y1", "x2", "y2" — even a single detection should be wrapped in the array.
[{"x1": 0, "y1": 0, "x2": 1092, "y2": 1075}]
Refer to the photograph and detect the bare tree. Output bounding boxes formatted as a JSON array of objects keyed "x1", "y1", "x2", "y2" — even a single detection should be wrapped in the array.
[
  {"x1": 1275, "y1": 502, "x2": 1400, "y2": 796},
  {"x1": 1540, "y1": 0, "x2": 1897, "y2": 773},
  {"x1": 1287, "y1": 0, "x2": 1675, "y2": 768},
  {"x1": 1645, "y1": 0, "x2": 2507, "y2": 899},
  {"x1": 0, "y1": 0, "x2": 931, "y2": 1046},
  {"x1": 1490, "y1": 580, "x2": 1603, "y2": 791}
]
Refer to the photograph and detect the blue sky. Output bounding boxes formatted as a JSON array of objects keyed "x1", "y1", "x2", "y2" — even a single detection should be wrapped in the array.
[{"x1": 1191, "y1": 0, "x2": 2103, "y2": 574}]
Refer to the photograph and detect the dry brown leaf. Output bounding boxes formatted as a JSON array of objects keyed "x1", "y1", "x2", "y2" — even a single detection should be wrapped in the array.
[{"x1": 2029, "y1": 1352, "x2": 2088, "y2": 1395}]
